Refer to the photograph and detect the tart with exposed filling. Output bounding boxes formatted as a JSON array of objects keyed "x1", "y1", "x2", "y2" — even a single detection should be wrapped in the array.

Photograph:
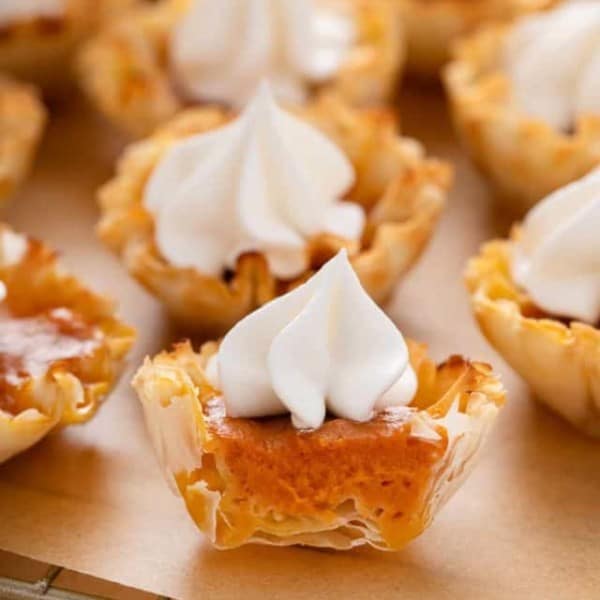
[
  {"x1": 134, "y1": 251, "x2": 505, "y2": 550},
  {"x1": 0, "y1": 75, "x2": 46, "y2": 205},
  {"x1": 399, "y1": 0, "x2": 554, "y2": 78},
  {"x1": 98, "y1": 84, "x2": 451, "y2": 336},
  {"x1": 0, "y1": 0, "x2": 141, "y2": 89},
  {"x1": 465, "y1": 170, "x2": 600, "y2": 437},
  {"x1": 78, "y1": 0, "x2": 405, "y2": 136},
  {"x1": 0, "y1": 224, "x2": 135, "y2": 463},
  {"x1": 445, "y1": 1, "x2": 600, "y2": 214}
]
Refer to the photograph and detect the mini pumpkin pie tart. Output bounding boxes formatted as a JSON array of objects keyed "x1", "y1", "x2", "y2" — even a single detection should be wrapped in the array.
[
  {"x1": 78, "y1": 0, "x2": 405, "y2": 136},
  {"x1": 445, "y1": 1, "x2": 600, "y2": 214},
  {"x1": 0, "y1": 224, "x2": 135, "y2": 464},
  {"x1": 98, "y1": 84, "x2": 450, "y2": 336},
  {"x1": 398, "y1": 0, "x2": 553, "y2": 78},
  {"x1": 0, "y1": 75, "x2": 46, "y2": 205},
  {"x1": 0, "y1": 0, "x2": 141, "y2": 90},
  {"x1": 134, "y1": 250, "x2": 505, "y2": 550},
  {"x1": 466, "y1": 169, "x2": 600, "y2": 437}
]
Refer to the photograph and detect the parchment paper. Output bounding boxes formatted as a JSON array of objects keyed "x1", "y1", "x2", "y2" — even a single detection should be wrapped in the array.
[{"x1": 0, "y1": 87, "x2": 598, "y2": 600}]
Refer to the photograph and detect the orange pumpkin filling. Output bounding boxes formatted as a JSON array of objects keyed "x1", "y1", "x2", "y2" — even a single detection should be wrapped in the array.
[{"x1": 0, "y1": 307, "x2": 103, "y2": 415}]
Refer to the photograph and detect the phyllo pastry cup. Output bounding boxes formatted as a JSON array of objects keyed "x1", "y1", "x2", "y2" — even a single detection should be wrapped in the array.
[
  {"x1": 78, "y1": 0, "x2": 405, "y2": 137},
  {"x1": 465, "y1": 237, "x2": 600, "y2": 437},
  {"x1": 0, "y1": 76, "x2": 46, "y2": 205},
  {"x1": 0, "y1": 224, "x2": 135, "y2": 463},
  {"x1": 399, "y1": 0, "x2": 553, "y2": 79},
  {"x1": 133, "y1": 339, "x2": 505, "y2": 550},
  {"x1": 98, "y1": 94, "x2": 451, "y2": 337},
  {"x1": 0, "y1": 0, "x2": 140, "y2": 90},
  {"x1": 444, "y1": 24, "x2": 600, "y2": 215}
]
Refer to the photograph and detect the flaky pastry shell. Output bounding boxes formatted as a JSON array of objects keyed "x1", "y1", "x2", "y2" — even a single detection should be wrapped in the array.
[
  {"x1": 399, "y1": 0, "x2": 553, "y2": 78},
  {"x1": 98, "y1": 94, "x2": 451, "y2": 337},
  {"x1": 465, "y1": 237, "x2": 600, "y2": 437},
  {"x1": 133, "y1": 340, "x2": 505, "y2": 550},
  {"x1": 444, "y1": 24, "x2": 600, "y2": 215},
  {"x1": 0, "y1": 224, "x2": 135, "y2": 463},
  {"x1": 78, "y1": 0, "x2": 405, "y2": 136},
  {"x1": 0, "y1": 0, "x2": 141, "y2": 89},
  {"x1": 0, "y1": 76, "x2": 46, "y2": 205}
]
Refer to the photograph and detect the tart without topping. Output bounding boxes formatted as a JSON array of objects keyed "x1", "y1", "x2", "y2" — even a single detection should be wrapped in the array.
[
  {"x1": 444, "y1": 1, "x2": 600, "y2": 213},
  {"x1": 0, "y1": 224, "x2": 135, "y2": 463},
  {"x1": 0, "y1": 75, "x2": 46, "y2": 205},
  {"x1": 134, "y1": 251, "x2": 505, "y2": 550},
  {"x1": 78, "y1": 0, "x2": 405, "y2": 136},
  {"x1": 98, "y1": 86, "x2": 450, "y2": 336}
]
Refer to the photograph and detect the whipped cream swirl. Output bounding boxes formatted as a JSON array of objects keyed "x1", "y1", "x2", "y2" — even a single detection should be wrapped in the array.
[
  {"x1": 207, "y1": 250, "x2": 418, "y2": 430},
  {"x1": 145, "y1": 83, "x2": 364, "y2": 279},
  {"x1": 504, "y1": 1, "x2": 600, "y2": 131},
  {"x1": 0, "y1": 0, "x2": 64, "y2": 24},
  {"x1": 512, "y1": 168, "x2": 600, "y2": 324},
  {"x1": 170, "y1": 0, "x2": 354, "y2": 108}
]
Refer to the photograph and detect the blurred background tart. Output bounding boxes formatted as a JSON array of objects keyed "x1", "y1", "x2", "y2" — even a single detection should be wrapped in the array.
[
  {"x1": 78, "y1": 0, "x2": 405, "y2": 136},
  {"x1": 445, "y1": 1, "x2": 600, "y2": 214},
  {"x1": 97, "y1": 84, "x2": 450, "y2": 336}
]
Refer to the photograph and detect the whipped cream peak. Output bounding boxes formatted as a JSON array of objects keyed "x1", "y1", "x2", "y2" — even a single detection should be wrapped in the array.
[
  {"x1": 512, "y1": 168, "x2": 600, "y2": 324},
  {"x1": 145, "y1": 82, "x2": 364, "y2": 279},
  {"x1": 170, "y1": 0, "x2": 354, "y2": 108},
  {"x1": 209, "y1": 250, "x2": 417, "y2": 430},
  {"x1": 504, "y1": 1, "x2": 600, "y2": 131},
  {"x1": 0, "y1": 0, "x2": 64, "y2": 24}
]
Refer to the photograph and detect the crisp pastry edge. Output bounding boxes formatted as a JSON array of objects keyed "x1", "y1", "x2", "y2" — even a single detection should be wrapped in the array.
[
  {"x1": 465, "y1": 237, "x2": 600, "y2": 437},
  {"x1": 0, "y1": 224, "x2": 136, "y2": 463},
  {"x1": 132, "y1": 340, "x2": 505, "y2": 550},
  {"x1": 444, "y1": 23, "x2": 600, "y2": 215}
]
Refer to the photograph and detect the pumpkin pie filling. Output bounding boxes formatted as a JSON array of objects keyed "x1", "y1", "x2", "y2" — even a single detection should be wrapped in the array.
[{"x1": 0, "y1": 307, "x2": 103, "y2": 415}]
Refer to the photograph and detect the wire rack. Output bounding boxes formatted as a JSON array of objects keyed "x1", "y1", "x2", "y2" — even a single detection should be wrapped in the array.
[{"x1": 0, "y1": 564, "x2": 173, "y2": 600}]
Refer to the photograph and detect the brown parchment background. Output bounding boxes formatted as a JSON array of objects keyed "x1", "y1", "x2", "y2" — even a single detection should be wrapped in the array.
[{"x1": 0, "y1": 87, "x2": 598, "y2": 600}]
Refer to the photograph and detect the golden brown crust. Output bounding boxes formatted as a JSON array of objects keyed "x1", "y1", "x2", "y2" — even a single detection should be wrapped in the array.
[
  {"x1": 399, "y1": 0, "x2": 554, "y2": 78},
  {"x1": 465, "y1": 236, "x2": 600, "y2": 437},
  {"x1": 78, "y1": 0, "x2": 405, "y2": 136},
  {"x1": 0, "y1": 224, "x2": 136, "y2": 463},
  {"x1": 0, "y1": 0, "x2": 141, "y2": 89},
  {"x1": 0, "y1": 76, "x2": 46, "y2": 205},
  {"x1": 98, "y1": 95, "x2": 451, "y2": 337},
  {"x1": 133, "y1": 340, "x2": 505, "y2": 550},
  {"x1": 444, "y1": 23, "x2": 600, "y2": 214}
]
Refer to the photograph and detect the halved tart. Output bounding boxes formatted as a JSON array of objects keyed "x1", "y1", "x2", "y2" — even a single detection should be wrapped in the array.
[{"x1": 134, "y1": 339, "x2": 505, "y2": 550}]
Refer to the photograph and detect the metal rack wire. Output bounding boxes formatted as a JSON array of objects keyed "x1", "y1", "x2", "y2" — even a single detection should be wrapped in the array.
[{"x1": 0, "y1": 565, "x2": 172, "y2": 600}]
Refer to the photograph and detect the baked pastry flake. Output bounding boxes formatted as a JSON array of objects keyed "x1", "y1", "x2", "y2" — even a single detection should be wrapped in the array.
[{"x1": 0, "y1": 224, "x2": 135, "y2": 463}]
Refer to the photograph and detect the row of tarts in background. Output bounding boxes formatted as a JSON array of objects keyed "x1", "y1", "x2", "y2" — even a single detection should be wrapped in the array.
[{"x1": 0, "y1": 0, "x2": 598, "y2": 552}]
